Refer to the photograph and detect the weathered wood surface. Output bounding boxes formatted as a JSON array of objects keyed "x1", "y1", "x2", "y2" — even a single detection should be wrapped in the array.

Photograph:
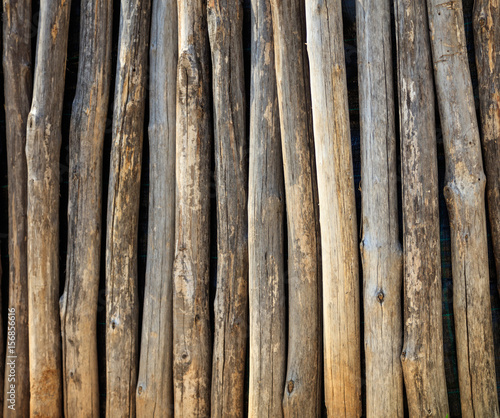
[
  {"x1": 105, "y1": 0, "x2": 151, "y2": 414},
  {"x1": 2, "y1": 0, "x2": 31, "y2": 412},
  {"x1": 473, "y1": 0, "x2": 500, "y2": 294},
  {"x1": 269, "y1": 0, "x2": 321, "y2": 415},
  {"x1": 305, "y1": 0, "x2": 361, "y2": 415},
  {"x1": 356, "y1": 0, "x2": 403, "y2": 415},
  {"x1": 247, "y1": 0, "x2": 286, "y2": 415},
  {"x1": 25, "y1": 0, "x2": 72, "y2": 412},
  {"x1": 427, "y1": 1, "x2": 499, "y2": 415},
  {"x1": 0, "y1": 250, "x2": 4, "y2": 413},
  {"x1": 208, "y1": 0, "x2": 248, "y2": 416},
  {"x1": 136, "y1": 0, "x2": 177, "y2": 416},
  {"x1": 173, "y1": 0, "x2": 212, "y2": 414},
  {"x1": 59, "y1": 0, "x2": 112, "y2": 415},
  {"x1": 394, "y1": 0, "x2": 450, "y2": 416}
]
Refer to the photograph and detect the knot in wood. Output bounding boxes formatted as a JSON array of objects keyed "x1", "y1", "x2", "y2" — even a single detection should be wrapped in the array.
[
  {"x1": 479, "y1": 17, "x2": 486, "y2": 27},
  {"x1": 287, "y1": 380, "x2": 294, "y2": 393},
  {"x1": 138, "y1": 385, "x2": 143, "y2": 395},
  {"x1": 377, "y1": 291, "x2": 384, "y2": 303}
]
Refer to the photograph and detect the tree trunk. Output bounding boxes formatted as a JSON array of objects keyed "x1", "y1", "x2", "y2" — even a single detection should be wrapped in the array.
[
  {"x1": 356, "y1": 0, "x2": 404, "y2": 416},
  {"x1": 247, "y1": 0, "x2": 286, "y2": 415},
  {"x1": 473, "y1": 0, "x2": 500, "y2": 295},
  {"x1": 269, "y1": 0, "x2": 321, "y2": 416},
  {"x1": 136, "y1": 0, "x2": 177, "y2": 416},
  {"x1": 2, "y1": 0, "x2": 31, "y2": 412},
  {"x1": 207, "y1": 1, "x2": 248, "y2": 416},
  {"x1": 394, "y1": 0, "x2": 449, "y2": 416},
  {"x1": 426, "y1": 1, "x2": 499, "y2": 415},
  {"x1": 305, "y1": 1, "x2": 361, "y2": 416},
  {"x1": 172, "y1": 0, "x2": 212, "y2": 414},
  {"x1": 25, "y1": 0, "x2": 72, "y2": 412},
  {"x1": 59, "y1": 0, "x2": 112, "y2": 416},
  {"x1": 0, "y1": 249, "x2": 4, "y2": 413},
  {"x1": 105, "y1": 0, "x2": 150, "y2": 414}
]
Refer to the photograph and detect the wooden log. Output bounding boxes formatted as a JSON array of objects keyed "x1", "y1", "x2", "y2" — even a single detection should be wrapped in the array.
[
  {"x1": 207, "y1": 0, "x2": 248, "y2": 416},
  {"x1": 305, "y1": 0, "x2": 361, "y2": 416},
  {"x1": 0, "y1": 249, "x2": 4, "y2": 413},
  {"x1": 426, "y1": 0, "x2": 499, "y2": 415},
  {"x1": 59, "y1": 0, "x2": 113, "y2": 414},
  {"x1": 394, "y1": 0, "x2": 450, "y2": 416},
  {"x1": 172, "y1": 0, "x2": 212, "y2": 414},
  {"x1": 2, "y1": 0, "x2": 31, "y2": 412},
  {"x1": 356, "y1": 0, "x2": 403, "y2": 415},
  {"x1": 25, "y1": 0, "x2": 72, "y2": 412},
  {"x1": 247, "y1": 0, "x2": 286, "y2": 415},
  {"x1": 473, "y1": 0, "x2": 500, "y2": 294},
  {"x1": 269, "y1": 0, "x2": 321, "y2": 415},
  {"x1": 105, "y1": 0, "x2": 151, "y2": 414},
  {"x1": 136, "y1": 0, "x2": 177, "y2": 416}
]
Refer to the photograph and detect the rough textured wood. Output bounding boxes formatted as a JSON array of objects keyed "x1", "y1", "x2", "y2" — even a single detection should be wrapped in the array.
[
  {"x1": 25, "y1": 0, "x2": 71, "y2": 412},
  {"x1": 394, "y1": 0, "x2": 450, "y2": 416},
  {"x1": 105, "y1": 0, "x2": 151, "y2": 414},
  {"x1": 305, "y1": 0, "x2": 361, "y2": 416},
  {"x1": 269, "y1": 0, "x2": 321, "y2": 415},
  {"x1": 356, "y1": 0, "x2": 403, "y2": 415},
  {"x1": 136, "y1": 0, "x2": 177, "y2": 416},
  {"x1": 2, "y1": 0, "x2": 31, "y2": 412},
  {"x1": 59, "y1": 0, "x2": 112, "y2": 415},
  {"x1": 208, "y1": 0, "x2": 248, "y2": 416},
  {"x1": 172, "y1": 0, "x2": 212, "y2": 414},
  {"x1": 247, "y1": 0, "x2": 286, "y2": 415},
  {"x1": 427, "y1": 1, "x2": 499, "y2": 415},
  {"x1": 0, "y1": 249, "x2": 4, "y2": 413},
  {"x1": 473, "y1": 0, "x2": 500, "y2": 294}
]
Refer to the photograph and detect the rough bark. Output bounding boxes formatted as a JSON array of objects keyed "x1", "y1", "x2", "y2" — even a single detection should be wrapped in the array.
[
  {"x1": 394, "y1": 0, "x2": 449, "y2": 416},
  {"x1": 59, "y1": 0, "x2": 112, "y2": 415},
  {"x1": 247, "y1": 0, "x2": 286, "y2": 415},
  {"x1": 136, "y1": 0, "x2": 177, "y2": 416},
  {"x1": 305, "y1": 0, "x2": 361, "y2": 416},
  {"x1": 269, "y1": 0, "x2": 321, "y2": 415},
  {"x1": 105, "y1": 0, "x2": 150, "y2": 415},
  {"x1": 2, "y1": 0, "x2": 31, "y2": 412},
  {"x1": 207, "y1": 0, "x2": 248, "y2": 416},
  {"x1": 426, "y1": 1, "x2": 499, "y2": 415},
  {"x1": 172, "y1": 0, "x2": 212, "y2": 414},
  {"x1": 356, "y1": 0, "x2": 404, "y2": 416},
  {"x1": 473, "y1": 0, "x2": 500, "y2": 294},
  {"x1": 25, "y1": 0, "x2": 72, "y2": 412}
]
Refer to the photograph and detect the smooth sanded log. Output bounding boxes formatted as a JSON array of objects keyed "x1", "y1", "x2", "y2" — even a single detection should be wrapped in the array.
[
  {"x1": 305, "y1": 1, "x2": 361, "y2": 416},
  {"x1": 59, "y1": 0, "x2": 112, "y2": 414},
  {"x1": 473, "y1": 0, "x2": 500, "y2": 294},
  {"x1": 426, "y1": 1, "x2": 499, "y2": 415},
  {"x1": 357, "y1": 0, "x2": 404, "y2": 416},
  {"x1": 25, "y1": 0, "x2": 71, "y2": 412},
  {"x1": 2, "y1": 0, "x2": 31, "y2": 412},
  {"x1": 105, "y1": 0, "x2": 150, "y2": 414},
  {"x1": 269, "y1": 0, "x2": 321, "y2": 415},
  {"x1": 207, "y1": 0, "x2": 248, "y2": 416},
  {"x1": 172, "y1": 0, "x2": 212, "y2": 414},
  {"x1": 136, "y1": 0, "x2": 177, "y2": 416},
  {"x1": 394, "y1": 0, "x2": 450, "y2": 416},
  {"x1": 247, "y1": 0, "x2": 286, "y2": 415}
]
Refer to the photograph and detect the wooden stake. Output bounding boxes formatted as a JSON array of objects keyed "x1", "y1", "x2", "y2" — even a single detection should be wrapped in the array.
[
  {"x1": 247, "y1": 0, "x2": 286, "y2": 414},
  {"x1": 25, "y1": 0, "x2": 71, "y2": 412},
  {"x1": 356, "y1": 0, "x2": 403, "y2": 415},
  {"x1": 105, "y1": 0, "x2": 151, "y2": 414},
  {"x1": 394, "y1": 0, "x2": 449, "y2": 415},
  {"x1": 172, "y1": 0, "x2": 212, "y2": 414},
  {"x1": 427, "y1": 0, "x2": 499, "y2": 415},
  {"x1": 136, "y1": 0, "x2": 177, "y2": 416}
]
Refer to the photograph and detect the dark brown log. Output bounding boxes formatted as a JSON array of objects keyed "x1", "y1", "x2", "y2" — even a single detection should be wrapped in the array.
[
  {"x1": 59, "y1": 0, "x2": 113, "y2": 414},
  {"x1": 105, "y1": 0, "x2": 151, "y2": 415},
  {"x1": 2, "y1": 0, "x2": 31, "y2": 412},
  {"x1": 207, "y1": 0, "x2": 248, "y2": 416},
  {"x1": 247, "y1": 0, "x2": 286, "y2": 414},
  {"x1": 25, "y1": 0, "x2": 72, "y2": 412},
  {"x1": 394, "y1": 0, "x2": 449, "y2": 416},
  {"x1": 172, "y1": 0, "x2": 212, "y2": 414}
]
